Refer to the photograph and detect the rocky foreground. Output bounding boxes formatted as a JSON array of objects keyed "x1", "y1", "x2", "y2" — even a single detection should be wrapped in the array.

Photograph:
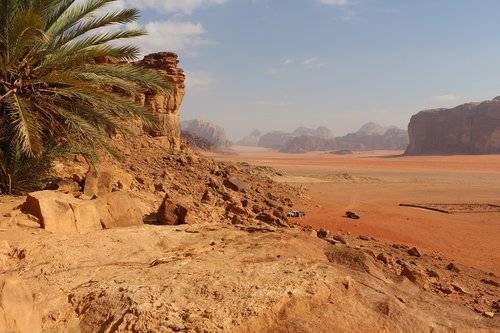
[
  {"x1": 1, "y1": 219, "x2": 499, "y2": 332},
  {"x1": 0, "y1": 134, "x2": 498, "y2": 332}
]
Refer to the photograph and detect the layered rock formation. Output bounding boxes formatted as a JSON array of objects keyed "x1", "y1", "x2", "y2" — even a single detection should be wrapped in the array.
[
  {"x1": 181, "y1": 119, "x2": 230, "y2": 148},
  {"x1": 130, "y1": 52, "x2": 185, "y2": 150},
  {"x1": 406, "y1": 97, "x2": 500, "y2": 155}
]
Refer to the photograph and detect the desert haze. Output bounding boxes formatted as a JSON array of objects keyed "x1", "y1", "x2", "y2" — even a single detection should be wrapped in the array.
[{"x1": 210, "y1": 146, "x2": 500, "y2": 275}]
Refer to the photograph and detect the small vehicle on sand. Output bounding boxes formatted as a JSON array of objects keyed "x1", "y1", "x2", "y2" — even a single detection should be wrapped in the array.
[
  {"x1": 287, "y1": 210, "x2": 306, "y2": 218},
  {"x1": 345, "y1": 211, "x2": 360, "y2": 219}
]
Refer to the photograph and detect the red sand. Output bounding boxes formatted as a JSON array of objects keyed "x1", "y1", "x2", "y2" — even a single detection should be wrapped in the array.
[{"x1": 208, "y1": 146, "x2": 500, "y2": 275}]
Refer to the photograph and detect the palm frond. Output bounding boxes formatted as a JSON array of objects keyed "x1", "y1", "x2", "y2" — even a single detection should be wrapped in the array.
[
  {"x1": 5, "y1": 94, "x2": 42, "y2": 155},
  {"x1": 50, "y1": 8, "x2": 141, "y2": 50}
]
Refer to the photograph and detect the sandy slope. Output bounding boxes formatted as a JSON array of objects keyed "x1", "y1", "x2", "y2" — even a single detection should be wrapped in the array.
[{"x1": 208, "y1": 146, "x2": 500, "y2": 275}]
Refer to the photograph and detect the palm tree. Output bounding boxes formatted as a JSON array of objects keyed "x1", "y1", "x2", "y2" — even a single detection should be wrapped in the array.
[{"x1": 0, "y1": 0, "x2": 170, "y2": 193}]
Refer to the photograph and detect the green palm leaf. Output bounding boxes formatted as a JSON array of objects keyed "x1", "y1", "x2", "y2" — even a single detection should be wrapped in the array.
[{"x1": 0, "y1": 0, "x2": 173, "y2": 193}]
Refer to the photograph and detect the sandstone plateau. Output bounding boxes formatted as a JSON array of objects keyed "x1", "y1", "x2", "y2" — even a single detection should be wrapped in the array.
[{"x1": 406, "y1": 97, "x2": 500, "y2": 155}]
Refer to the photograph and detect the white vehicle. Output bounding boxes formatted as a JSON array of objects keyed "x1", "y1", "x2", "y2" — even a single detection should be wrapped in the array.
[{"x1": 287, "y1": 210, "x2": 306, "y2": 218}]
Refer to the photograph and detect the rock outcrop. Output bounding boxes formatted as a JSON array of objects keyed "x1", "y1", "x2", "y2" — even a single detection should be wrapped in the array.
[
  {"x1": 406, "y1": 97, "x2": 500, "y2": 155},
  {"x1": 181, "y1": 119, "x2": 230, "y2": 148},
  {"x1": 4, "y1": 224, "x2": 498, "y2": 332},
  {"x1": 130, "y1": 52, "x2": 185, "y2": 150}
]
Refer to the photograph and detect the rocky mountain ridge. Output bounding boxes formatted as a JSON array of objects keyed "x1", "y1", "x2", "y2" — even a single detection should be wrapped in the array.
[{"x1": 238, "y1": 123, "x2": 408, "y2": 152}]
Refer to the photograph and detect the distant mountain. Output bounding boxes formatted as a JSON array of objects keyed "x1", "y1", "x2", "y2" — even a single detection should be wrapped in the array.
[
  {"x1": 238, "y1": 126, "x2": 333, "y2": 148},
  {"x1": 292, "y1": 126, "x2": 333, "y2": 138},
  {"x1": 181, "y1": 119, "x2": 230, "y2": 148},
  {"x1": 236, "y1": 129, "x2": 262, "y2": 146},
  {"x1": 238, "y1": 123, "x2": 408, "y2": 152},
  {"x1": 356, "y1": 122, "x2": 397, "y2": 135},
  {"x1": 280, "y1": 125, "x2": 408, "y2": 153},
  {"x1": 257, "y1": 131, "x2": 293, "y2": 149}
]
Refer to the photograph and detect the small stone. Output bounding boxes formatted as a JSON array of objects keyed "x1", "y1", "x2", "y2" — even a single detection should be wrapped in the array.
[
  {"x1": 332, "y1": 234, "x2": 348, "y2": 245},
  {"x1": 427, "y1": 270, "x2": 440, "y2": 278},
  {"x1": 359, "y1": 235, "x2": 370, "y2": 241},
  {"x1": 377, "y1": 253, "x2": 391, "y2": 265},
  {"x1": 484, "y1": 311, "x2": 495, "y2": 318},
  {"x1": 401, "y1": 266, "x2": 429, "y2": 290},
  {"x1": 446, "y1": 262, "x2": 460, "y2": 273},
  {"x1": 451, "y1": 283, "x2": 468, "y2": 294},
  {"x1": 480, "y1": 278, "x2": 500, "y2": 287},
  {"x1": 407, "y1": 247, "x2": 422, "y2": 257},
  {"x1": 316, "y1": 228, "x2": 328, "y2": 239},
  {"x1": 392, "y1": 243, "x2": 410, "y2": 250},
  {"x1": 438, "y1": 283, "x2": 454, "y2": 295}
]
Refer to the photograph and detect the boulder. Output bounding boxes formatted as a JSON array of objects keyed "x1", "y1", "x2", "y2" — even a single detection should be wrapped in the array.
[
  {"x1": 25, "y1": 191, "x2": 84, "y2": 233},
  {"x1": 223, "y1": 177, "x2": 248, "y2": 192},
  {"x1": 157, "y1": 194, "x2": 190, "y2": 225},
  {"x1": 98, "y1": 191, "x2": 147, "y2": 229},
  {"x1": 24, "y1": 190, "x2": 145, "y2": 233},
  {"x1": 0, "y1": 273, "x2": 42, "y2": 333}
]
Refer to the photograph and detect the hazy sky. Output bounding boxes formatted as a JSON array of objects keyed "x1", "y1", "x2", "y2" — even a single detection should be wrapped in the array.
[{"x1": 115, "y1": 0, "x2": 500, "y2": 140}]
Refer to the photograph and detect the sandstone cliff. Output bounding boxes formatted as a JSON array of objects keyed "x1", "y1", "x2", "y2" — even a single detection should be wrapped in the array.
[
  {"x1": 131, "y1": 52, "x2": 185, "y2": 150},
  {"x1": 406, "y1": 97, "x2": 500, "y2": 155}
]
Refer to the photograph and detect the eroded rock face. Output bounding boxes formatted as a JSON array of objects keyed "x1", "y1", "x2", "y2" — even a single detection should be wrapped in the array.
[
  {"x1": 406, "y1": 97, "x2": 500, "y2": 155},
  {"x1": 181, "y1": 119, "x2": 230, "y2": 148},
  {"x1": 132, "y1": 52, "x2": 185, "y2": 150}
]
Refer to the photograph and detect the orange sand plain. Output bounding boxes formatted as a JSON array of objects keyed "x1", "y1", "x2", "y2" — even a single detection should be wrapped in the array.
[{"x1": 208, "y1": 146, "x2": 500, "y2": 275}]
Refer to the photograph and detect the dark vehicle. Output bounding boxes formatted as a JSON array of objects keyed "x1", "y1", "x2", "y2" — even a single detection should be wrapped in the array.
[
  {"x1": 346, "y1": 211, "x2": 360, "y2": 219},
  {"x1": 287, "y1": 210, "x2": 306, "y2": 218}
]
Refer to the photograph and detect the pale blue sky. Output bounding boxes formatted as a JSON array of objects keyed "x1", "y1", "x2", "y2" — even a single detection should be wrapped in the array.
[{"x1": 118, "y1": 0, "x2": 500, "y2": 140}]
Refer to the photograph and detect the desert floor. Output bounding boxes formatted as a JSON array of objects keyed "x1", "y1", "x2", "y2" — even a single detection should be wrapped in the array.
[{"x1": 207, "y1": 146, "x2": 500, "y2": 275}]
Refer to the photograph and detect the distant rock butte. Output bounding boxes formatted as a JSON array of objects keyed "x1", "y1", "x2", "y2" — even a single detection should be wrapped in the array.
[
  {"x1": 406, "y1": 97, "x2": 500, "y2": 155},
  {"x1": 181, "y1": 119, "x2": 230, "y2": 148}
]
